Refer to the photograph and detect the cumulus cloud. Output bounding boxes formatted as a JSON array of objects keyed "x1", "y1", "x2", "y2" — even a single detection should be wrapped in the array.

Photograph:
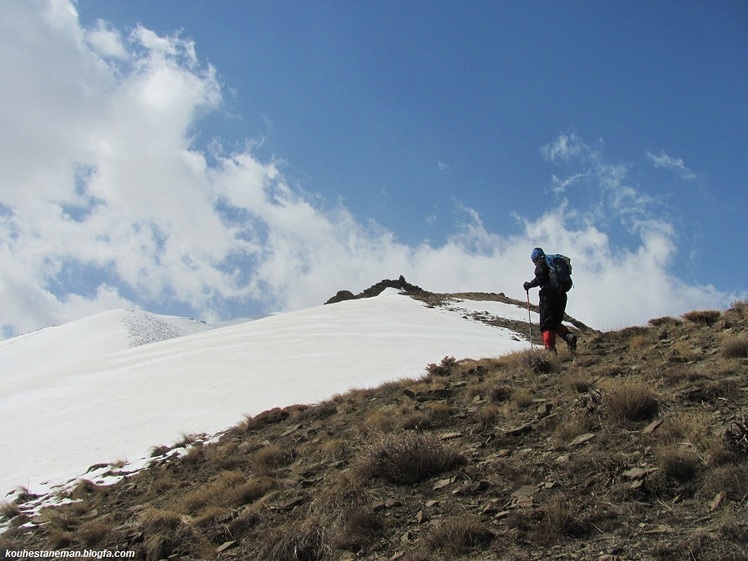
[{"x1": 0, "y1": 1, "x2": 733, "y2": 338}]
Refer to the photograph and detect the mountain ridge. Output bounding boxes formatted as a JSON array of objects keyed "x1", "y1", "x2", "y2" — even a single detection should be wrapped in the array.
[
  {"x1": 0, "y1": 287, "x2": 539, "y2": 502},
  {"x1": 2, "y1": 299, "x2": 746, "y2": 560}
]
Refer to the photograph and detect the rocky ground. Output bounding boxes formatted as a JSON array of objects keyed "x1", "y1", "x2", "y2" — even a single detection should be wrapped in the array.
[{"x1": 1, "y1": 294, "x2": 747, "y2": 561}]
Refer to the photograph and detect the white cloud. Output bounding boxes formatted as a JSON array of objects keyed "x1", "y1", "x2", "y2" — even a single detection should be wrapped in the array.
[
  {"x1": 540, "y1": 133, "x2": 588, "y2": 163},
  {"x1": 0, "y1": 1, "x2": 735, "y2": 338},
  {"x1": 85, "y1": 20, "x2": 127, "y2": 59},
  {"x1": 647, "y1": 150, "x2": 696, "y2": 180}
]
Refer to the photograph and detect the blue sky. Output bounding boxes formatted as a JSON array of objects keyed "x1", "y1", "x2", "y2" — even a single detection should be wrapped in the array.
[{"x1": 1, "y1": 0, "x2": 746, "y2": 337}]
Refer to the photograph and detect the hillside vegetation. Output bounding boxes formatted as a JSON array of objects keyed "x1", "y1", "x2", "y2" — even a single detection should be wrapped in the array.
[{"x1": 2, "y1": 296, "x2": 747, "y2": 561}]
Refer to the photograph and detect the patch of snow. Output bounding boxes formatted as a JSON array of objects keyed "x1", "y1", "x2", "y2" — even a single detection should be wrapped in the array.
[{"x1": 0, "y1": 290, "x2": 533, "y2": 508}]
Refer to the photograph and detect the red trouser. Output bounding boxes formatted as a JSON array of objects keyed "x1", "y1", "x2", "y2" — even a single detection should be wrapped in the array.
[{"x1": 542, "y1": 325, "x2": 570, "y2": 351}]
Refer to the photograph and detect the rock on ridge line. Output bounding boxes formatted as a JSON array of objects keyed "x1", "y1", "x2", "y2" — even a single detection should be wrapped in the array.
[{"x1": 325, "y1": 276, "x2": 426, "y2": 304}]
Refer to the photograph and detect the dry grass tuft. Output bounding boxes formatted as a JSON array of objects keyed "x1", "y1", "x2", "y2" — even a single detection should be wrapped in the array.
[
  {"x1": 250, "y1": 444, "x2": 293, "y2": 475},
  {"x1": 682, "y1": 309, "x2": 721, "y2": 326},
  {"x1": 423, "y1": 516, "x2": 494, "y2": 555},
  {"x1": 649, "y1": 316, "x2": 682, "y2": 327},
  {"x1": 657, "y1": 446, "x2": 702, "y2": 483},
  {"x1": 358, "y1": 431, "x2": 465, "y2": 485},
  {"x1": 721, "y1": 335, "x2": 748, "y2": 359},
  {"x1": 602, "y1": 380, "x2": 660, "y2": 423},
  {"x1": 139, "y1": 508, "x2": 212, "y2": 561},
  {"x1": 426, "y1": 355, "x2": 458, "y2": 377},
  {"x1": 260, "y1": 522, "x2": 331, "y2": 561},
  {"x1": 724, "y1": 418, "x2": 748, "y2": 458}
]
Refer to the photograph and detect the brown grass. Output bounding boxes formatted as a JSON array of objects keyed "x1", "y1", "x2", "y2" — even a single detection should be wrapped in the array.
[
  {"x1": 358, "y1": 431, "x2": 465, "y2": 485},
  {"x1": 722, "y1": 335, "x2": 748, "y2": 358},
  {"x1": 422, "y1": 516, "x2": 494, "y2": 555},
  {"x1": 602, "y1": 379, "x2": 660, "y2": 423},
  {"x1": 682, "y1": 309, "x2": 721, "y2": 326},
  {"x1": 250, "y1": 444, "x2": 293, "y2": 475},
  {"x1": 260, "y1": 521, "x2": 331, "y2": 561},
  {"x1": 4, "y1": 292, "x2": 748, "y2": 561}
]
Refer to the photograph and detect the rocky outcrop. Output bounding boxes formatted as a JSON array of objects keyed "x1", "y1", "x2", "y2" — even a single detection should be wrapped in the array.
[{"x1": 325, "y1": 276, "x2": 426, "y2": 304}]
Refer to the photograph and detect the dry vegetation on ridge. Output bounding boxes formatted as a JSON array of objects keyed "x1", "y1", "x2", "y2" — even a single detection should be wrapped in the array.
[{"x1": 1, "y1": 296, "x2": 748, "y2": 561}]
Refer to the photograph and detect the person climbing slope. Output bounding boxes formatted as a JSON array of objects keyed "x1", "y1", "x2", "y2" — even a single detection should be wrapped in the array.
[{"x1": 523, "y1": 247, "x2": 577, "y2": 354}]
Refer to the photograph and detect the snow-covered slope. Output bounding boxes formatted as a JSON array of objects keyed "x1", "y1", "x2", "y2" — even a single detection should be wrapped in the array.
[
  {"x1": 0, "y1": 309, "x2": 213, "y2": 381},
  {"x1": 0, "y1": 290, "x2": 537, "y2": 498}
]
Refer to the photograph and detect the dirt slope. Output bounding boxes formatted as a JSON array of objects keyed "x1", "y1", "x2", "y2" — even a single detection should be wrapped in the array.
[{"x1": 2, "y1": 297, "x2": 747, "y2": 561}]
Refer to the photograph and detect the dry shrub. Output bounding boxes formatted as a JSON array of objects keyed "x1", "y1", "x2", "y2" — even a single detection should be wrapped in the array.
[
  {"x1": 649, "y1": 316, "x2": 682, "y2": 327},
  {"x1": 671, "y1": 340, "x2": 698, "y2": 361},
  {"x1": 701, "y1": 463, "x2": 748, "y2": 501},
  {"x1": 362, "y1": 406, "x2": 402, "y2": 434},
  {"x1": 182, "y1": 443, "x2": 205, "y2": 467},
  {"x1": 329, "y1": 509, "x2": 384, "y2": 552},
  {"x1": 657, "y1": 446, "x2": 702, "y2": 483},
  {"x1": 490, "y1": 385, "x2": 513, "y2": 402},
  {"x1": 539, "y1": 495, "x2": 590, "y2": 540},
  {"x1": 515, "y1": 349, "x2": 558, "y2": 375},
  {"x1": 658, "y1": 411, "x2": 712, "y2": 449},
  {"x1": 561, "y1": 370, "x2": 596, "y2": 394},
  {"x1": 0, "y1": 501, "x2": 22, "y2": 521},
  {"x1": 652, "y1": 513, "x2": 748, "y2": 561},
  {"x1": 261, "y1": 521, "x2": 331, "y2": 561},
  {"x1": 724, "y1": 418, "x2": 748, "y2": 458},
  {"x1": 140, "y1": 508, "x2": 211, "y2": 561},
  {"x1": 206, "y1": 441, "x2": 243, "y2": 470},
  {"x1": 426, "y1": 356, "x2": 458, "y2": 377},
  {"x1": 359, "y1": 431, "x2": 465, "y2": 485},
  {"x1": 602, "y1": 380, "x2": 660, "y2": 423},
  {"x1": 555, "y1": 413, "x2": 596, "y2": 444},
  {"x1": 629, "y1": 334, "x2": 651, "y2": 351},
  {"x1": 251, "y1": 444, "x2": 293, "y2": 475},
  {"x1": 682, "y1": 309, "x2": 721, "y2": 326},
  {"x1": 400, "y1": 402, "x2": 454, "y2": 430},
  {"x1": 229, "y1": 476, "x2": 278, "y2": 506},
  {"x1": 243, "y1": 407, "x2": 291, "y2": 430},
  {"x1": 474, "y1": 403, "x2": 504, "y2": 430},
  {"x1": 227, "y1": 506, "x2": 262, "y2": 537},
  {"x1": 721, "y1": 335, "x2": 748, "y2": 358},
  {"x1": 76, "y1": 516, "x2": 115, "y2": 547},
  {"x1": 423, "y1": 516, "x2": 493, "y2": 555},
  {"x1": 511, "y1": 388, "x2": 535, "y2": 410},
  {"x1": 180, "y1": 470, "x2": 246, "y2": 513},
  {"x1": 318, "y1": 438, "x2": 348, "y2": 462}
]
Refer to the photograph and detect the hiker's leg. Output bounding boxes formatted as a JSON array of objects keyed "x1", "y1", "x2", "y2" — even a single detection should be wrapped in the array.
[{"x1": 542, "y1": 329, "x2": 556, "y2": 351}]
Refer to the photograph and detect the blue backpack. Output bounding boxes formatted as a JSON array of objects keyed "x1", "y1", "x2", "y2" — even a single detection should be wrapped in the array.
[{"x1": 546, "y1": 254, "x2": 573, "y2": 292}]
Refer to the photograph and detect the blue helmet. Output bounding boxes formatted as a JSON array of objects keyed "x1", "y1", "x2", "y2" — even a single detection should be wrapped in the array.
[{"x1": 531, "y1": 247, "x2": 545, "y2": 262}]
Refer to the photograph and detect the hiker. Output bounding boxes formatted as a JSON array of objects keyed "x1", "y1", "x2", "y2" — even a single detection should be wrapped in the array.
[{"x1": 523, "y1": 247, "x2": 577, "y2": 354}]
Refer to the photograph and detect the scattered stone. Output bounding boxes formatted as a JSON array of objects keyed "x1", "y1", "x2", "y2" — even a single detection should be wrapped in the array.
[
  {"x1": 643, "y1": 419, "x2": 663, "y2": 434},
  {"x1": 505, "y1": 422, "x2": 533, "y2": 436},
  {"x1": 537, "y1": 402, "x2": 553, "y2": 418},
  {"x1": 570, "y1": 432, "x2": 596, "y2": 446},
  {"x1": 281, "y1": 424, "x2": 301, "y2": 437},
  {"x1": 273, "y1": 496, "x2": 307, "y2": 511},
  {"x1": 622, "y1": 467, "x2": 658, "y2": 480},
  {"x1": 709, "y1": 491, "x2": 727, "y2": 511},
  {"x1": 216, "y1": 541, "x2": 237, "y2": 553},
  {"x1": 439, "y1": 431, "x2": 463, "y2": 440},
  {"x1": 433, "y1": 477, "x2": 455, "y2": 490}
]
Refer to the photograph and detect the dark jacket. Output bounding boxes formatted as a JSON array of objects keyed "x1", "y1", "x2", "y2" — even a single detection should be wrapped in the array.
[{"x1": 526, "y1": 258, "x2": 552, "y2": 294}]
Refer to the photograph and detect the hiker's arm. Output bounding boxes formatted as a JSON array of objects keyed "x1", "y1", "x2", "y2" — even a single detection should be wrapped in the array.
[{"x1": 524, "y1": 261, "x2": 546, "y2": 290}]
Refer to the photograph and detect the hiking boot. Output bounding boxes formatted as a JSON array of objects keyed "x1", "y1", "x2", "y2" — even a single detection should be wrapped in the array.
[{"x1": 564, "y1": 333, "x2": 577, "y2": 355}]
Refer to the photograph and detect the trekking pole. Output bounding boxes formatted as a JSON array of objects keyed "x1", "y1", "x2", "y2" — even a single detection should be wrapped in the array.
[{"x1": 526, "y1": 290, "x2": 534, "y2": 349}]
